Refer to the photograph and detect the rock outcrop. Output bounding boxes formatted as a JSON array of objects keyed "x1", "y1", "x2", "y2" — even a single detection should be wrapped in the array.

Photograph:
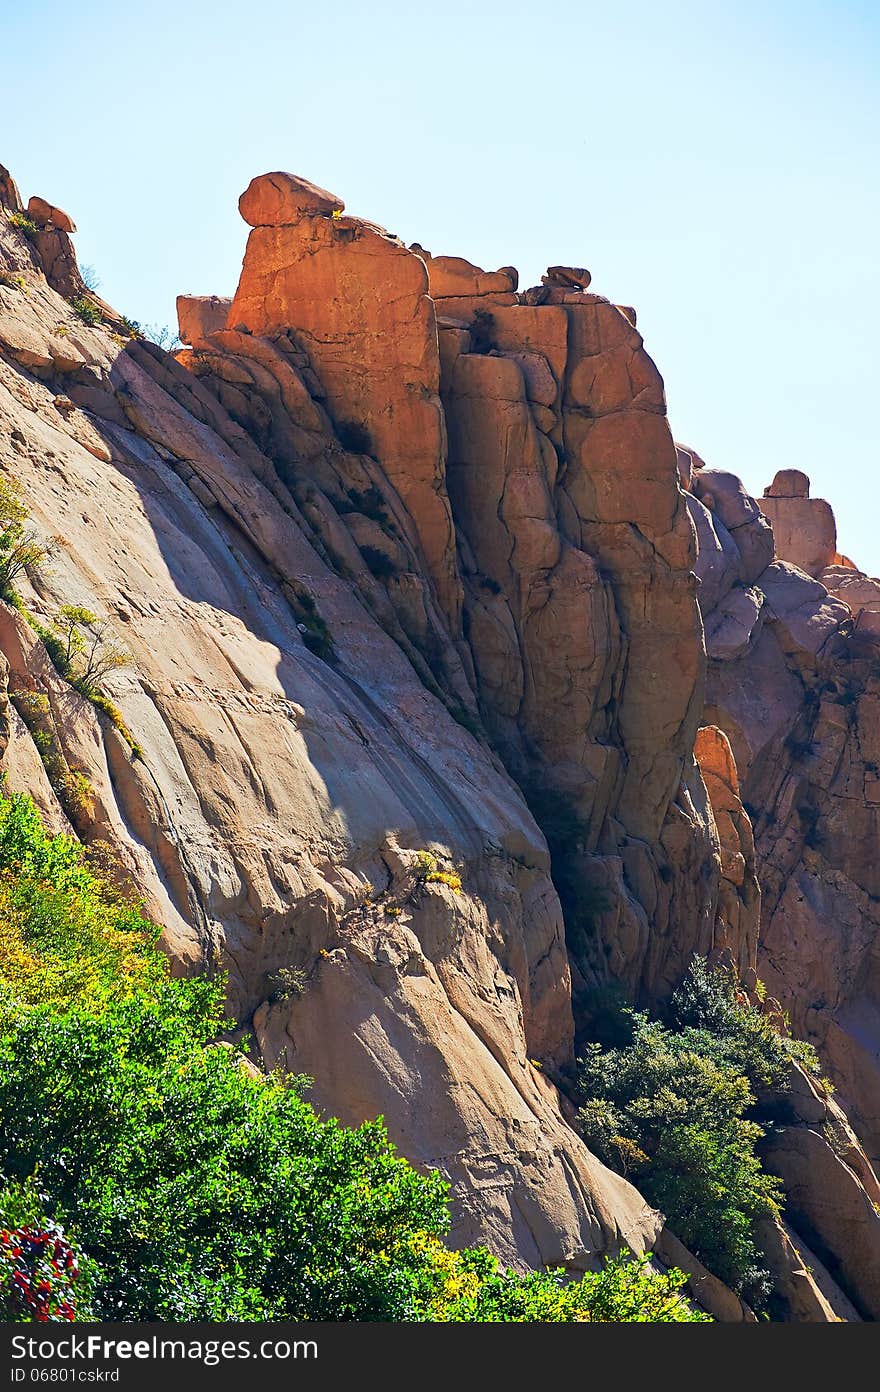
[{"x1": 3, "y1": 162, "x2": 880, "y2": 1319}]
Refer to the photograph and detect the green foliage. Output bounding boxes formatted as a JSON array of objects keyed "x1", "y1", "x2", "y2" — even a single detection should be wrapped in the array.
[
  {"x1": 0, "y1": 474, "x2": 53, "y2": 598},
  {"x1": 68, "y1": 297, "x2": 102, "y2": 327},
  {"x1": 0, "y1": 790, "x2": 703, "y2": 1323},
  {"x1": 411, "y1": 850, "x2": 463, "y2": 896},
  {"x1": 576, "y1": 958, "x2": 807, "y2": 1308},
  {"x1": 8, "y1": 696, "x2": 94, "y2": 825},
  {"x1": 334, "y1": 484, "x2": 389, "y2": 522},
  {"x1": 7, "y1": 211, "x2": 38, "y2": 240},
  {"x1": 668, "y1": 956, "x2": 822, "y2": 1089},
  {"x1": 20, "y1": 606, "x2": 141, "y2": 758},
  {"x1": 470, "y1": 308, "x2": 495, "y2": 354},
  {"x1": 50, "y1": 605, "x2": 132, "y2": 692},
  {"x1": 411, "y1": 1243, "x2": 707, "y2": 1322},
  {"x1": 289, "y1": 588, "x2": 335, "y2": 663}
]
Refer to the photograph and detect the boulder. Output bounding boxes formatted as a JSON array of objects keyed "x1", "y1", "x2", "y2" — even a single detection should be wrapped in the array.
[
  {"x1": 764, "y1": 468, "x2": 810, "y2": 498},
  {"x1": 543, "y1": 265, "x2": 591, "y2": 290},
  {"x1": 426, "y1": 255, "x2": 517, "y2": 299},
  {"x1": 176, "y1": 294, "x2": 232, "y2": 347},
  {"x1": 27, "y1": 195, "x2": 76, "y2": 233},
  {"x1": 230, "y1": 187, "x2": 461, "y2": 624},
  {"x1": 238, "y1": 171, "x2": 343, "y2": 226}
]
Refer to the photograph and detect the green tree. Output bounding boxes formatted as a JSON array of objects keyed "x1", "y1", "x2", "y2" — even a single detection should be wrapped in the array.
[
  {"x1": 0, "y1": 476, "x2": 52, "y2": 598},
  {"x1": 577, "y1": 969, "x2": 789, "y2": 1308}
]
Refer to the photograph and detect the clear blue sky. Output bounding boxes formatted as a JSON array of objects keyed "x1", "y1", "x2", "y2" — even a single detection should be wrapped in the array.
[{"x1": 5, "y1": 0, "x2": 878, "y2": 572}]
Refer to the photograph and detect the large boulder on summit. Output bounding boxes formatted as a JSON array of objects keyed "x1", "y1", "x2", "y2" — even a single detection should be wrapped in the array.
[
  {"x1": 544, "y1": 264, "x2": 592, "y2": 290},
  {"x1": 238, "y1": 171, "x2": 344, "y2": 226}
]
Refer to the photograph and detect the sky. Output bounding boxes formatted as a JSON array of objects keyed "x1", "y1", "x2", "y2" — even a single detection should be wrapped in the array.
[{"x1": 4, "y1": 0, "x2": 879, "y2": 571}]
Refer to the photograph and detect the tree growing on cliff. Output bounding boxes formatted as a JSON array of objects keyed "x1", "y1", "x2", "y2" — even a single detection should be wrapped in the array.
[{"x1": 0, "y1": 476, "x2": 53, "y2": 599}]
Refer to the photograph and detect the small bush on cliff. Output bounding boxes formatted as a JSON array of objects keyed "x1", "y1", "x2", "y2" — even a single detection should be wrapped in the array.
[
  {"x1": 0, "y1": 790, "x2": 704, "y2": 1323},
  {"x1": 68, "y1": 296, "x2": 101, "y2": 327},
  {"x1": 7, "y1": 211, "x2": 37, "y2": 241}
]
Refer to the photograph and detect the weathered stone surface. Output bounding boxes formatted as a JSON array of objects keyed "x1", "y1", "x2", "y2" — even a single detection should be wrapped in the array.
[
  {"x1": 0, "y1": 189, "x2": 664, "y2": 1282},
  {"x1": 762, "y1": 1124, "x2": 880, "y2": 1318},
  {"x1": 423, "y1": 254, "x2": 517, "y2": 299},
  {"x1": 758, "y1": 561, "x2": 849, "y2": 662},
  {"x1": 694, "y1": 725, "x2": 760, "y2": 970},
  {"x1": 544, "y1": 264, "x2": 591, "y2": 290},
  {"x1": 765, "y1": 468, "x2": 810, "y2": 498},
  {"x1": 229, "y1": 194, "x2": 461, "y2": 625},
  {"x1": 820, "y1": 564, "x2": 880, "y2": 620},
  {"x1": 176, "y1": 294, "x2": 231, "y2": 346},
  {"x1": 238, "y1": 171, "x2": 343, "y2": 225},
  {"x1": 0, "y1": 164, "x2": 22, "y2": 211},
  {"x1": 760, "y1": 491, "x2": 837, "y2": 578}
]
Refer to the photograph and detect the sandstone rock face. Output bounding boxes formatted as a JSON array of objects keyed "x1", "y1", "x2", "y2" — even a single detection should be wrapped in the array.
[
  {"x1": 431, "y1": 258, "x2": 718, "y2": 1011},
  {"x1": 0, "y1": 164, "x2": 22, "y2": 211},
  {"x1": 696, "y1": 463, "x2": 880, "y2": 1226},
  {"x1": 0, "y1": 187, "x2": 663, "y2": 1279},
  {"x1": 229, "y1": 201, "x2": 462, "y2": 627},
  {"x1": 3, "y1": 163, "x2": 880, "y2": 1318}
]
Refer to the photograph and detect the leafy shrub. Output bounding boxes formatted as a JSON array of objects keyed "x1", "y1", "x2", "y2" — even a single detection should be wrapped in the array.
[
  {"x1": 668, "y1": 956, "x2": 822, "y2": 1089},
  {"x1": 576, "y1": 958, "x2": 811, "y2": 1308},
  {"x1": 287, "y1": 587, "x2": 335, "y2": 663},
  {"x1": 470, "y1": 308, "x2": 495, "y2": 354},
  {"x1": 68, "y1": 297, "x2": 102, "y2": 326},
  {"x1": 334, "y1": 485, "x2": 389, "y2": 522},
  {"x1": 412, "y1": 1241, "x2": 707, "y2": 1322},
  {"x1": 20, "y1": 607, "x2": 141, "y2": 758},
  {"x1": 0, "y1": 791, "x2": 703, "y2": 1323},
  {"x1": 7, "y1": 211, "x2": 37, "y2": 240}
]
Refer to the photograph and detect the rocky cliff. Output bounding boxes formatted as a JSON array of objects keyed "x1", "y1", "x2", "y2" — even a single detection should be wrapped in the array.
[{"x1": 1, "y1": 162, "x2": 879, "y2": 1320}]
